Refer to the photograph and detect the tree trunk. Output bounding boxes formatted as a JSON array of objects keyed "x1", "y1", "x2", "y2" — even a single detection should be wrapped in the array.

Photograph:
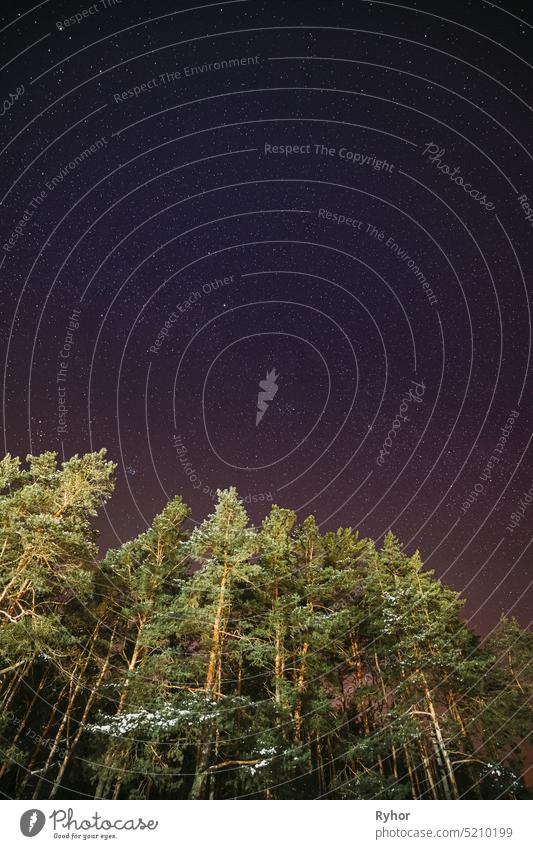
[
  {"x1": 0, "y1": 674, "x2": 45, "y2": 781},
  {"x1": 293, "y1": 641, "x2": 309, "y2": 743},
  {"x1": 422, "y1": 678, "x2": 459, "y2": 799},
  {"x1": 32, "y1": 662, "x2": 89, "y2": 798},
  {"x1": 32, "y1": 626, "x2": 99, "y2": 798},
  {"x1": 274, "y1": 621, "x2": 285, "y2": 707},
  {"x1": 403, "y1": 745, "x2": 418, "y2": 799},
  {"x1": 420, "y1": 741, "x2": 438, "y2": 799},
  {"x1": 18, "y1": 681, "x2": 68, "y2": 797},
  {"x1": 189, "y1": 560, "x2": 230, "y2": 800},
  {"x1": 96, "y1": 621, "x2": 144, "y2": 800},
  {"x1": 50, "y1": 633, "x2": 113, "y2": 799}
]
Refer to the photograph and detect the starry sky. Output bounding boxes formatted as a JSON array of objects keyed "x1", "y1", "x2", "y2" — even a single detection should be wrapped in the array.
[{"x1": 1, "y1": 0, "x2": 532, "y2": 633}]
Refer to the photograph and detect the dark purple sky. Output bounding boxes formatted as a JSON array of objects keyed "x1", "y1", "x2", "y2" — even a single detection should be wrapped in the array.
[{"x1": 1, "y1": 0, "x2": 532, "y2": 633}]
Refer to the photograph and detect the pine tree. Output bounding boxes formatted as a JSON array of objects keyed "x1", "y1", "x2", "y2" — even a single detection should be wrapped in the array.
[
  {"x1": 176, "y1": 488, "x2": 259, "y2": 799},
  {"x1": 0, "y1": 450, "x2": 115, "y2": 798},
  {"x1": 0, "y1": 453, "x2": 530, "y2": 800},
  {"x1": 89, "y1": 495, "x2": 190, "y2": 800}
]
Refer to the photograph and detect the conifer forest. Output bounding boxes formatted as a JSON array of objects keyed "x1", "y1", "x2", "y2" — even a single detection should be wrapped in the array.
[{"x1": 0, "y1": 450, "x2": 530, "y2": 801}]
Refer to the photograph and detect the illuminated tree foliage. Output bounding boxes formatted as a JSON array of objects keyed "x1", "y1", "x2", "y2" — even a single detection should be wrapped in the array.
[{"x1": 0, "y1": 452, "x2": 530, "y2": 800}]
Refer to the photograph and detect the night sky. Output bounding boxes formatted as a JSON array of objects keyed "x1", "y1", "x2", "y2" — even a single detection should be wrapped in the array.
[{"x1": 1, "y1": 0, "x2": 532, "y2": 634}]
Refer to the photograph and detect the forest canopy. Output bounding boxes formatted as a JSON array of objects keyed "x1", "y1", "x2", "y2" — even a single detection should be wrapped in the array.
[{"x1": 0, "y1": 451, "x2": 530, "y2": 800}]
